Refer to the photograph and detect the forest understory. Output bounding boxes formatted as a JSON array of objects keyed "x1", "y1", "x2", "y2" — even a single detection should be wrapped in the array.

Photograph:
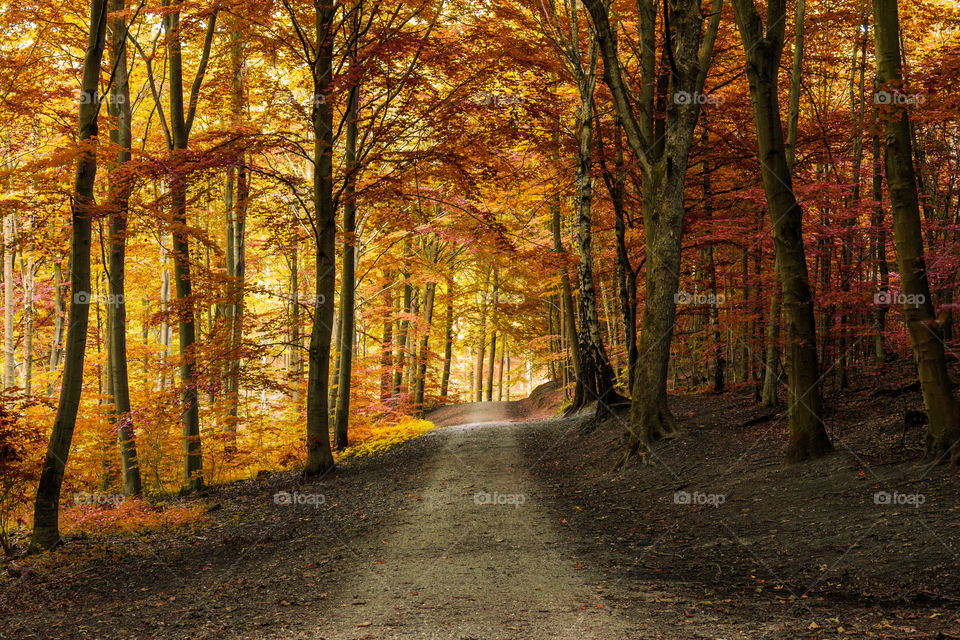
[{"x1": 4, "y1": 361, "x2": 959, "y2": 639}]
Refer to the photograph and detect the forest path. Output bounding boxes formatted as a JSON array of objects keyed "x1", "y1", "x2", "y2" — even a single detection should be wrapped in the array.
[{"x1": 274, "y1": 413, "x2": 638, "y2": 639}]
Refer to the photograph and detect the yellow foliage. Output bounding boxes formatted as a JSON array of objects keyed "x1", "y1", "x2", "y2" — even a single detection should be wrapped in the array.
[{"x1": 335, "y1": 417, "x2": 437, "y2": 461}]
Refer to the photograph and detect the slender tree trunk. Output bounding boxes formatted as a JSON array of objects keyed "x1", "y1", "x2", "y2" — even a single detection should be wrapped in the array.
[
  {"x1": 731, "y1": 0, "x2": 831, "y2": 462},
  {"x1": 872, "y1": 0, "x2": 960, "y2": 462},
  {"x1": 290, "y1": 234, "x2": 302, "y2": 406},
  {"x1": 334, "y1": 80, "x2": 360, "y2": 449},
  {"x1": 485, "y1": 272, "x2": 498, "y2": 402},
  {"x1": 551, "y1": 162, "x2": 580, "y2": 389},
  {"x1": 414, "y1": 277, "x2": 436, "y2": 411},
  {"x1": 30, "y1": 0, "x2": 108, "y2": 552},
  {"x1": 497, "y1": 335, "x2": 505, "y2": 401},
  {"x1": 47, "y1": 260, "x2": 65, "y2": 395},
  {"x1": 394, "y1": 240, "x2": 412, "y2": 396},
  {"x1": 379, "y1": 270, "x2": 394, "y2": 401},
  {"x1": 107, "y1": 0, "x2": 141, "y2": 495},
  {"x1": 475, "y1": 271, "x2": 488, "y2": 402},
  {"x1": 163, "y1": 0, "x2": 216, "y2": 490},
  {"x1": 871, "y1": 125, "x2": 889, "y2": 361},
  {"x1": 570, "y1": 53, "x2": 617, "y2": 415},
  {"x1": 304, "y1": 0, "x2": 337, "y2": 475},
  {"x1": 3, "y1": 212, "x2": 13, "y2": 389},
  {"x1": 439, "y1": 274, "x2": 454, "y2": 399},
  {"x1": 21, "y1": 251, "x2": 34, "y2": 395}
]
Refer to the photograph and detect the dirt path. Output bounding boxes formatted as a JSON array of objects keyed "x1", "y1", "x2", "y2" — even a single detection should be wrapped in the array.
[{"x1": 275, "y1": 414, "x2": 637, "y2": 638}]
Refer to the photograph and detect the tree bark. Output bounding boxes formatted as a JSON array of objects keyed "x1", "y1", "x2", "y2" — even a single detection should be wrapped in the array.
[
  {"x1": 584, "y1": 0, "x2": 722, "y2": 463},
  {"x1": 30, "y1": 0, "x2": 109, "y2": 552},
  {"x1": 334, "y1": 79, "x2": 360, "y2": 450},
  {"x1": 304, "y1": 0, "x2": 337, "y2": 475},
  {"x1": 872, "y1": 0, "x2": 960, "y2": 462},
  {"x1": 107, "y1": 0, "x2": 141, "y2": 495},
  {"x1": 439, "y1": 274, "x2": 454, "y2": 399},
  {"x1": 731, "y1": 0, "x2": 831, "y2": 462},
  {"x1": 3, "y1": 211, "x2": 13, "y2": 389}
]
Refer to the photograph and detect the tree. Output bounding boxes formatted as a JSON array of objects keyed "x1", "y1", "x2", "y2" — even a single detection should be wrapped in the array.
[
  {"x1": 730, "y1": 0, "x2": 832, "y2": 462},
  {"x1": 106, "y1": 0, "x2": 142, "y2": 496},
  {"x1": 30, "y1": 0, "x2": 109, "y2": 552},
  {"x1": 583, "y1": 0, "x2": 722, "y2": 463},
  {"x1": 872, "y1": 0, "x2": 960, "y2": 462}
]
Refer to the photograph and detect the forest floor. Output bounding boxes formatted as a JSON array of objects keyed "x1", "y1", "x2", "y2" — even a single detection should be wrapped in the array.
[{"x1": 3, "y1": 365, "x2": 960, "y2": 639}]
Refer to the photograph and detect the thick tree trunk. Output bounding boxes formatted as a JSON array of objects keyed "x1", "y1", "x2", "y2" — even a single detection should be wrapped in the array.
[
  {"x1": 30, "y1": 0, "x2": 108, "y2": 552},
  {"x1": 570, "y1": 70, "x2": 616, "y2": 415},
  {"x1": 107, "y1": 0, "x2": 141, "y2": 495},
  {"x1": 731, "y1": 0, "x2": 831, "y2": 463},
  {"x1": 304, "y1": 0, "x2": 337, "y2": 475},
  {"x1": 872, "y1": 0, "x2": 960, "y2": 462},
  {"x1": 585, "y1": 0, "x2": 722, "y2": 463}
]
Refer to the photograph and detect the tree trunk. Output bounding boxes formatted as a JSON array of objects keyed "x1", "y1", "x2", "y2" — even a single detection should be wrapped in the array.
[
  {"x1": 47, "y1": 260, "x2": 65, "y2": 395},
  {"x1": 379, "y1": 270, "x2": 394, "y2": 401},
  {"x1": 290, "y1": 234, "x2": 302, "y2": 406},
  {"x1": 731, "y1": 0, "x2": 831, "y2": 462},
  {"x1": 414, "y1": 278, "x2": 436, "y2": 411},
  {"x1": 163, "y1": 0, "x2": 216, "y2": 490},
  {"x1": 551, "y1": 165, "x2": 580, "y2": 390},
  {"x1": 871, "y1": 127, "x2": 889, "y2": 361},
  {"x1": 334, "y1": 80, "x2": 360, "y2": 449},
  {"x1": 569, "y1": 48, "x2": 617, "y2": 415},
  {"x1": 439, "y1": 274, "x2": 454, "y2": 399},
  {"x1": 30, "y1": 0, "x2": 108, "y2": 552},
  {"x1": 872, "y1": 0, "x2": 960, "y2": 462},
  {"x1": 304, "y1": 0, "x2": 337, "y2": 475},
  {"x1": 394, "y1": 240, "x2": 412, "y2": 397},
  {"x1": 3, "y1": 211, "x2": 13, "y2": 389},
  {"x1": 485, "y1": 272, "x2": 497, "y2": 402},
  {"x1": 22, "y1": 255, "x2": 34, "y2": 395},
  {"x1": 107, "y1": 0, "x2": 141, "y2": 495},
  {"x1": 584, "y1": 0, "x2": 722, "y2": 463}
]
